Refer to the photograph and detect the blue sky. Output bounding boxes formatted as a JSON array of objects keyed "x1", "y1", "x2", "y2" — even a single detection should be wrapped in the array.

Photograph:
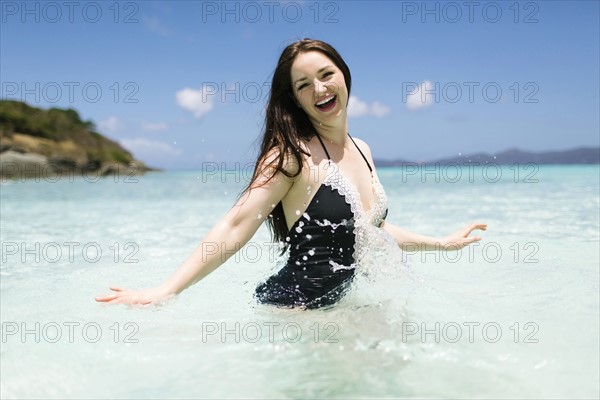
[{"x1": 2, "y1": 0, "x2": 599, "y2": 169}]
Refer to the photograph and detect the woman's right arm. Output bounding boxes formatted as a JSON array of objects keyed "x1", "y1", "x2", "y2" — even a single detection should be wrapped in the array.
[{"x1": 95, "y1": 152, "x2": 296, "y2": 305}]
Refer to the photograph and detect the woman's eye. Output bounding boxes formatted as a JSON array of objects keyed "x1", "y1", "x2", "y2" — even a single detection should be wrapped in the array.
[
  {"x1": 297, "y1": 83, "x2": 308, "y2": 91},
  {"x1": 323, "y1": 72, "x2": 333, "y2": 78}
]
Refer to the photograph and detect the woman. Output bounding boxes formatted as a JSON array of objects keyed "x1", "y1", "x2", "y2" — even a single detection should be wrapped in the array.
[{"x1": 96, "y1": 39, "x2": 486, "y2": 308}]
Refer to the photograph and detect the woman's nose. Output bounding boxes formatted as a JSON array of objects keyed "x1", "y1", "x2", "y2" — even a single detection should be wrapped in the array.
[{"x1": 313, "y1": 80, "x2": 328, "y2": 95}]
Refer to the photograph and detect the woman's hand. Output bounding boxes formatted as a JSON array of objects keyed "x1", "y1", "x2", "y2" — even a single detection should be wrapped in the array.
[
  {"x1": 441, "y1": 222, "x2": 487, "y2": 250},
  {"x1": 95, "y1": 286, "x2": 175, "y2": 306}
]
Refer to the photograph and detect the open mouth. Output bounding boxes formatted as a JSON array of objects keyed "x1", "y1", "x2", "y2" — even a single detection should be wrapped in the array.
[{"x1": 314, "y1": 95, "x2": 337, "y2": 112}]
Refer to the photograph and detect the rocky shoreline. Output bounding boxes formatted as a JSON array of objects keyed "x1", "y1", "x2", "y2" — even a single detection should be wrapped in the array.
[
  {"x1": 0, "y1": 146, "x2": 155, "y2": 181},
  {"x1": 0, "y1": 100, "x2": 159, "y2": 180}
]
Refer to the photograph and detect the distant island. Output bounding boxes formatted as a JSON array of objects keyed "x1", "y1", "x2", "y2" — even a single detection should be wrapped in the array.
[
  {"x1": 0, "y1": 100, "x2": 157, "y2": 179},
  {"x1": 375, "y1": 147, "x2": 599, "y2": 167}
]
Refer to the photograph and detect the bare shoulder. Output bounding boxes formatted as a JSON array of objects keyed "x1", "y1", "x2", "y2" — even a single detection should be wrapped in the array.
[
  {"x1": 258, "y1": 146, "x2": 300, "y2": 177},
  {"x1": 350, "y1": 136, "x2": 375, "y2": 160}
]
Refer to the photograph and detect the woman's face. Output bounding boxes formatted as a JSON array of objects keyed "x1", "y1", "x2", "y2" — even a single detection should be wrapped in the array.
[{"x1": 290, "y1": 51, "x2": 348, "y2": 124}]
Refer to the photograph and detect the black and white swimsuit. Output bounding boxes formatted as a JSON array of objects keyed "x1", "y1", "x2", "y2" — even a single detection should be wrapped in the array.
[{"x1": 255, "y1": 133, "x2": 389, "y2": 309}]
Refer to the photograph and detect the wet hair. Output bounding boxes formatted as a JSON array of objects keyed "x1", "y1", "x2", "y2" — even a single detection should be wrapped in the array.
[{"x1": 241, "y1": 38, "x2": 352, "y2": 247}]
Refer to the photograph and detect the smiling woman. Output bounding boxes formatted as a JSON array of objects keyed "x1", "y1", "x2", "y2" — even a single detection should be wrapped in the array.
[{"x1": 95, "y1": 38, "x2": 486, "y2": 308}]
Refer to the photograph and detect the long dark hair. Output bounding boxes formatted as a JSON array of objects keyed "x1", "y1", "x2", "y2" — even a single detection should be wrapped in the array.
[{"x1": 242, "y1": 38, "x2": 352, "y2": 247}]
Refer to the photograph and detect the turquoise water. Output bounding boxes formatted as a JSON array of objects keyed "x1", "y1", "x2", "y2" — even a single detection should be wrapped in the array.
[{"x1": 1, "y1": 165, "x2": 599, "y2": 399}]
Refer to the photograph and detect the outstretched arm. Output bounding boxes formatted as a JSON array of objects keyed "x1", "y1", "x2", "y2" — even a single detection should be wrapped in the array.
[
  {"x1": 95, "y1": 154, "x2": 295, "y2": 305},
  {"x1": 382, "y1": 221, "x2": 487, "y2": 251},
  {"x1": 348, "y1": 137, "x2": 487, "y2": 252}
]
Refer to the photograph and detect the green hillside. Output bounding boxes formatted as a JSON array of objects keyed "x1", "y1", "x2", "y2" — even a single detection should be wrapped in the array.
[{"x1": 0, "y1": 100, "x2": 141, "y2": 165}]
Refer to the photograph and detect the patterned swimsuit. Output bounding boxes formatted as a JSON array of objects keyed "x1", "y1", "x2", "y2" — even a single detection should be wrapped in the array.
[{"x1": 255, "y1": 133, "x2": 389, "y2": 309}]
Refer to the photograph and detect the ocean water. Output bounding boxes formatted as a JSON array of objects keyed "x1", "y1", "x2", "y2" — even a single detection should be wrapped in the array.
[{"x1": 1, "y1": 164, "x2": 598, "y2": 399}]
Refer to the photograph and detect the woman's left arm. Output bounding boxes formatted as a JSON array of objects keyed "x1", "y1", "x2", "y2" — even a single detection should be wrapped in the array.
[
  {"x1": 381, "y1": 221, "x2": 487, "y2": 251},
  {"x1": 351, "y1": 137, "x2": 486, "y2": 251}
]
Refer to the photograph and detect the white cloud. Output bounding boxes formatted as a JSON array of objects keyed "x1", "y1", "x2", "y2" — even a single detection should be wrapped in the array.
[
  {"x1": 348, "y1": 96, "x2": 369, "y2": 117},
  {"x1": 176, "y1": 87, "x2": 214, "y2": 118},
  {"x1": 406, "y1": 80, "x2": 435, "y2": 110},
  {"x1": 371, "y1": 101, "x2": 391, "y2": 117},
  {"x1": 141, "y1": 121, "x2": 169, "y2": 132},
  {"x1": 98, "y1": 116, "x2": 125, "y2": 133},
  {"x1": 347, "y1": 96, "x2": 391, "y2": 118}
]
